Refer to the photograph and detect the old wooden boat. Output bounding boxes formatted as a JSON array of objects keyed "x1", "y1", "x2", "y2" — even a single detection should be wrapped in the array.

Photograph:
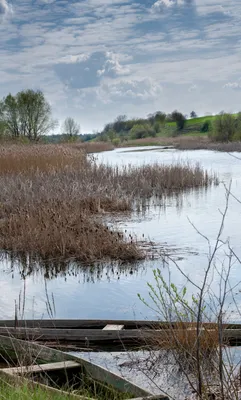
[
  {"x1": 0, "y1": 334, "x2": 169, "y2": 399},
  {"x1": 0, "y1": 319, "x2": 241, "y2": 349}
]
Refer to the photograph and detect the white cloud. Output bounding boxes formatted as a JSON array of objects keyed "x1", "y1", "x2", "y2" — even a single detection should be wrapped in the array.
[
  {"x1": 59, "y1": 54, "x2": 90, "y2": 64},
  {"x1": 151, "y1": 0, "x2": 188, "y2": 12},
  {"x1": 97, "y1": 78, "x2": 162, "y2": 104},
  {"x1": 0, "y1": 0, "x2": 9, "y2": 14},
  {"x1": 223, "y1": 81, "x2": 241, "y2": 90},
  {"x1": 97, "y1": 52, "x2": 130, "y2": 78}
]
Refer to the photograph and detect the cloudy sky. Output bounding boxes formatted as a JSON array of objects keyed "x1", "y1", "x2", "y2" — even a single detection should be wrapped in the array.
[{"x1": 0, "y1": 0, "x2": 241, "y2": 132}]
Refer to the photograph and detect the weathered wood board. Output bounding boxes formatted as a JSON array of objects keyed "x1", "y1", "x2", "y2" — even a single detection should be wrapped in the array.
[{"x1": 0, "y1": 335, "x2": 169, "y2": 399}]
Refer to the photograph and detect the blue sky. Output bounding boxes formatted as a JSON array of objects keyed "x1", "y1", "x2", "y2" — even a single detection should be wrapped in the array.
[{"x1": 0, "y1": 0, "x2": 241, "y2": 132}]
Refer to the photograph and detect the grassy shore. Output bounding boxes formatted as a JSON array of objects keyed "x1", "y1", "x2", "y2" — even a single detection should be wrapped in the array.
[
  {"x1": 0, "y1": 144, "x2": 217, "y2": 265},
  {"x1": 0, "y1": 381, "x2": 78, "y2": 400}
]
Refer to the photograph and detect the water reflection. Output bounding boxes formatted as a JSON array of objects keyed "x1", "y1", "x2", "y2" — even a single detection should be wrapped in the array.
[{"x1": 1, "y1": 252, "x2": 148, "y2": 283}]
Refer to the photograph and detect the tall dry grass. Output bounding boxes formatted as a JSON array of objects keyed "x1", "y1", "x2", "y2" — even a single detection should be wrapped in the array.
[
  {"x1": 0, "y1": 144, "x2": 218, "y2": 265},
  {"x1": 74, "y1": 141, "x2": 114, "y2": 153},
  {"x1": 0, "y1": 144, "x2": 87, "y2": 175}
]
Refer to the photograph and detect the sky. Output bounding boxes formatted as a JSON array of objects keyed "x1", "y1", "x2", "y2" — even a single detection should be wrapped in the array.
[{"x1": 0, "y1": 0, "x2": 241, "y2": 133}]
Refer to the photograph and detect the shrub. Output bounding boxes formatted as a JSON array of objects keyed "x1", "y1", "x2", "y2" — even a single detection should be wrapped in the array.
[
  {"x1": 130, "y1": 123, "x2": 155, "y2": 139},
  {"x1": 153, "y1": 121, "x2": 161, "y2": 134},
  {"x1": 200, "y1": 120, "x2": 211, "y2": 133},
  {"x1": 170, "y1": 110, "x2": 186, "y2": 131},
  {"x1": 211, "y1": 113, "x2": 236, "y2": 142},
  {"x1": 112, "y1": 137, "x2": 120, "y2": 146}
]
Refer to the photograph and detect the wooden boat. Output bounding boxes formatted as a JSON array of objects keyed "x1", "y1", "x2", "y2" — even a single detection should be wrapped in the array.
[
  {"x1": 0, "y1": 334, "x2": 169, "y2": 399},
  {"x1": 0, "y1": 319, "x2": 241, "y2": 349}
]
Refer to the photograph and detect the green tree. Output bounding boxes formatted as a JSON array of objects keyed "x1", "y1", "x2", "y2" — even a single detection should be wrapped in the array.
[
  {"x1": 148, "y1": 111, "x2": 166, "y2": 125},
  {"x1": 113, "y1": 115, "x2": 127, "y2": 133},
  {"x1": 1, "y1": 94, "x2": 20, "y2": 137},
  {"x1": 171, "y1": 110, "x2": 186, "y2": 130},
  {"x1": 190, "y1": 111, "x2": 197, "y2": 118},
  {"x1": 1, "y1": 90, "x2": 57, "y2": 141},
  {"x1": 200, "y1": 120, "x2": 211, "y2": 133},
  {"x1": 130, "y1": 123, "x2": 155, "y2": 139},
  {"x1": 211, "y1": 113, "x2": 236, "y2": 142}
]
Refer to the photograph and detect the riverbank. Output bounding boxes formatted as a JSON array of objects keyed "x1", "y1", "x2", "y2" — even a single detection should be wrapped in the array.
[{"x1": 118, "y1": 135, "x2": 241, "y2": 152}]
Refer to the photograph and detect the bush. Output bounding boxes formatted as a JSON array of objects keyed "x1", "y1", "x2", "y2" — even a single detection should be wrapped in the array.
[
  {"x1": 153, "y1": 121, "x2": 161, "y2": 134},
  {"x1": 211, "y1": 113, "x2": 236, "y2": 142},
  {"x1": 200, "y1": 120, "x2": 211, "y2": 133},
  {"x1": 130, "y1": 123, "x2": 155, "y2": 139},
  {"x1": 112, "y1": 137, "x2": 120, "y2": 146},
  {"x1": 171, "y1": 110, "x2": 186, "y2": 131}
]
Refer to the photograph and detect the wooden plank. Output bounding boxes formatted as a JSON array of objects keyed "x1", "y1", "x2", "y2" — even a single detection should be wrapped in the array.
[
  {"x1": 0, "y1": 335, "x2": 158, "y2": 398},
  {"x1": 103, "y1": 325, "x2": 124, "y2": 330},
  {"x1": 1, "y1": 327, "x2": 241, "y2": 346},
  {"x1": 3, "y1": 360, "x2": 81, "y2": 375},
  {"x1": 0, "y1": 327, "x2": 147, "y2": 341},
  {"x1": 1, "y1": 319, "x2": 239, "y2": 330},
  {"x1": 0, "y1": 319, "x2": 161, "y2": 329}
]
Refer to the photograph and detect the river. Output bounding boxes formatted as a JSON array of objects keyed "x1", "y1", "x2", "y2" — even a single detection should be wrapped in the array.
[{"x1": 1, "y1": 146, "x2": 241, "y2": 321}]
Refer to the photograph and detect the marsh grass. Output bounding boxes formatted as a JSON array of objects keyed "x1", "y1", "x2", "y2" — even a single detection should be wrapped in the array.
[
  {"x1": 75, "y1": 142, "x2": 114, "y2": 153},
  {"x1": 151, "y1": 323, "x2": 220, "y2": 359},
  {"x1": 0, "y1": 144, "x2": 217, "y2": 264}
]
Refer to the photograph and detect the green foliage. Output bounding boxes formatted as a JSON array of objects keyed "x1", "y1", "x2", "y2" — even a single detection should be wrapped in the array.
[
  {"x1": 170, "y1": 110, "x2": 186, "y2": 131},
  {"x1": 190, "y1": 111, "x2": 197, "y2": 118},
  {"x1": 153, "y1": 121, "x2": 161, "y2": 134},
  {"x1": 112, "y1": 137, "x2": 120, "y2": 146},
  {"x1": 0, "y1": 381, "x2": 74, "y2": 400},
  {"x1": 130, "y1": 123, "x2": 155, "y2": 139},
  {"x1": 138, "y1": 268, "x2": 203, "y2": 322},
  {"x1": 148, "y1": 111, "x2": 166, "y2": 125},
  {"x1": 200, "y1": 119, "x2": 211, "y2": 133},
  {"x1": 211, "y1": 113, "x2": 236, "y2": 142},
  {"x1": 1, "y1": 90, "x2": 57, "y2": 141}
]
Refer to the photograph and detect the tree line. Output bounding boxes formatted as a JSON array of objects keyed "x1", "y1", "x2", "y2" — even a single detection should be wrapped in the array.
[
  {"x1": 0, "y1": 89, "x2": 80, "y2": 142},
  {"x1": 98, "y1": 110, "x2": 189, "y2": 144},
  {"x1": 1, "y1": 89, "x2": 241, "y2": 144}
]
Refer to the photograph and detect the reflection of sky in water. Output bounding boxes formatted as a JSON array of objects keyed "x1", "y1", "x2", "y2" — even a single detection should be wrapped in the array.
[{"x1": 1, "y1": 148, "x2": 241, "y2": 321}]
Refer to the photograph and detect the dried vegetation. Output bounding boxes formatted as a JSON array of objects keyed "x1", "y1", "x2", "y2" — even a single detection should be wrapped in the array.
[{"x1": 0, "y1": 144, "x2": 217, "y2": 265}]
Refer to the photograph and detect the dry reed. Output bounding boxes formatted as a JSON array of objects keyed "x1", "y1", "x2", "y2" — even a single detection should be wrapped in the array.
[
  {"x1": 73, "y1": 141, "x2": 114, "y2": 153},
  {"x1": 152, "y1": 323, "x2": 220, "y2": 356},
  {"x1": 0, "y1": 144, "x2": 218, "y2": 264}
]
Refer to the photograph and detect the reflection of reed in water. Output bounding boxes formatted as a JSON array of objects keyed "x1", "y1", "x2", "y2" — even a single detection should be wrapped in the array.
[{"x1": 1, "y1": 251, "x2": 150, "y2": 283}]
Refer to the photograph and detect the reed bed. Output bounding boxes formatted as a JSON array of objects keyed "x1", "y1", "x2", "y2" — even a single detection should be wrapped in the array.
[
  {"x1": 0, "y1": 203, "x2": 141, "y2": 263},
  {"x1": 0, "y1": 144, "x2": 218, "y2": 264},
  {"x1": 176, "y1": 139, "x2": 241, "y2": 152},
  {"x1": 0, "y1": 144, "x2": 87, "y2": 175},
  {"x1": 74, "y1": 141, "x2": 114, "y2": 153}
]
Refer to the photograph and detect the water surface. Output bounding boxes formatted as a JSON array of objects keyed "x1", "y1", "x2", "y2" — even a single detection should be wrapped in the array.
[{"x1": 1, "y1": 147, "x2": 241, "y2": 321}]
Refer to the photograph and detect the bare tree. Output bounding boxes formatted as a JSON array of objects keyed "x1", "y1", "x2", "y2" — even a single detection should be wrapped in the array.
[
  {"x1": 137, "y1": 182, "x2": 241, "y2": 399},
  {"x1": 62, "y1": 117, "x2": 80, "y2": 139}
]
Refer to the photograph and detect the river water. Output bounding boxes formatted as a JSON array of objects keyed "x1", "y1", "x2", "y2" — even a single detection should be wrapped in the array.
[{"x1": 1, "y1": 146, "x2": 241, "y2": 321}]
